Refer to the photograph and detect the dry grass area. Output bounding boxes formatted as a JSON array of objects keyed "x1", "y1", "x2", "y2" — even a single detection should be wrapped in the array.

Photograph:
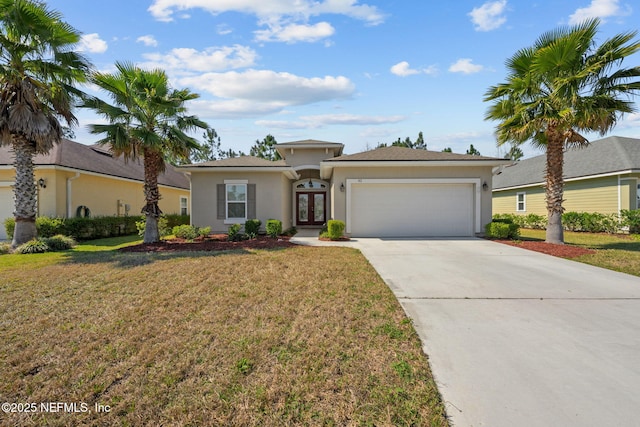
[
  {"x1": 519, "y1": 229, "x2": 640, "y2": 277},
  {"x1": 0, "y1": 245, "x2": 447, "y2": 426}
]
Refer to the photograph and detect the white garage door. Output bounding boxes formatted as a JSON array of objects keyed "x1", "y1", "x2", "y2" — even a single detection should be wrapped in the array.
[
  {"x1": 350, "y1": 183, "x2": 474, "y2": 237},
  {"x1": 0, "y1": 186, "x2": 14, "y2": 240}
]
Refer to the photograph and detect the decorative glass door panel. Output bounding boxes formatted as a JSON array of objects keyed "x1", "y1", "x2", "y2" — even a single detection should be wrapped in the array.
[
  {"x1": 298, "y1": 194, "x2": 308, "y2": 222},
  {"x1": 314, "y1": 194, "x2": 325, "y2": 223},
  {"x1": 296, "y1": 192, "x2": 325, "y2": 226}
]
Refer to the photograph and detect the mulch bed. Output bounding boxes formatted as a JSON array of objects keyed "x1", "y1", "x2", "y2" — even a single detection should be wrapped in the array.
[
  {"x1": 119, "y1": 234, "x2": 296, "y2": 253},
  {"x1": 493, "y1": 239, "x2": 596, "y2": 258}
]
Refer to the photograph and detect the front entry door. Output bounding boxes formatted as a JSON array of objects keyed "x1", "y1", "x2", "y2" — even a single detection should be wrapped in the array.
[{"x1": 297, "y1": 192, "x2": 326, "y2": 226}]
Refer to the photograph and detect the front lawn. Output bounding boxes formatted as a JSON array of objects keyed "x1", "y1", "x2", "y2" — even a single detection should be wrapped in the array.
[
  {"x1": 0, "y1": 242, "x2": 447, "y2": 426},
  {"x1": 518, "y1": 229, "x2": 640, "y2": 276}
]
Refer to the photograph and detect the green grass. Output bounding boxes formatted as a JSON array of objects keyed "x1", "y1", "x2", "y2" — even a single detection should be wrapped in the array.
[
  {"x1": 0, "y1": 234, "x2": 142, "y2": 270},
  {"x1": 0, "y1": 244, "x2": 447, "y2": 426},
  {"x1": 519, "y1": 229, "x2": 640, "y2": 276}
]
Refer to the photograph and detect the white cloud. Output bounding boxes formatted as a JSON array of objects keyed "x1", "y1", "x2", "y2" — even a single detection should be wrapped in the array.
[
  {"x1": 78, "y1": 33, "x2": 108, "y2": 53},
  {"x1": 141, "y1": 45, "x2": 258, "y2": 73},
  {"x1": 469, "y1": 0, "x2": 508, "y2": 31},
  {"x1": 217, "y1": 24, "x2": 233, "y2": 35},
  {"x1": 179, "y1": 70, "x2": 355, "y2": 105},
  {"x1": 255, "y1": 21, "x2": 335, "y2": 43},
  {"x1": 137, "y1": 35, "x2": 158, "y2": 47},
  {"x1": 449, "y1": 58, "x2": 484, "y2": 74},
  {"x1": 390, "y1": 61, "x2": 419, "y2": 77},
  {"x1": 568, "y1": 0, "x2": 629, "y2": 24},
  {"x1": 257, "y1": 114, "x2": 406, "y2": 129},
  {"x1": 390, "y1": 61, "x2": 439, "y2": 77},
  {"x1": 148, "y1": 0, "x2": 385, "y2": 24}
]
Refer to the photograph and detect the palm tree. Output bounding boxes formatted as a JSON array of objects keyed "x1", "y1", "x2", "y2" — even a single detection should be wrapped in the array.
[
  {"x1": 485, "y1": 19, "x2": 640, "y2": 244},
  {"x1": 82, "y1": 62, "x2": 208, "y2": 243},
  {"x1": 0, "y1": 0, "x2": 92, "y2": 247}
]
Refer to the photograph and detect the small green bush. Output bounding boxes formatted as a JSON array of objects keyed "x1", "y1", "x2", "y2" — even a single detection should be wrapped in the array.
[
  {"x1": 198, "y1": 226, "x2": 211, "y2": 238},
  {"x1": 621, "y1": 209, "x2": 640, "y2": 233},
  {"x1": 227, "y1": 223, "x2": 243, "y2": 242},
  {"x1": 485, "y1": 221, "x2": 519, "y2": 239},
  {"x1": 327, "y1": 220, "x2": 345, "y2": 240},
  {"x1": 265, "y1": 219, "x2": 282, "y2": 238},
  {"x1": 43, "y1": 234, "x2": 76, "y2": 251},
  {"x1": 172, "y1": 224, "x2": 198, "y2": 240},
  {"x1": 15, "y1": 238, "x2": 50, "y2": 254},
  {"x1": 524, "y1": 213, "x2": 546, "y2": 229},
  {"x1": 244, "y1": 219, "x2": 261, "y2": 238},
  {"x1": 282, "y1": 226, "x2": 297, "y2": 237},
  {"x1": 36, "y1": 217, "x2": 66, "y2": 237},
  {"x1": 4, "y1": 217, "x2": 15, "y2": 239},
  {"x1": 0, "y1": 242, "x2": 11, "y2": 254}
]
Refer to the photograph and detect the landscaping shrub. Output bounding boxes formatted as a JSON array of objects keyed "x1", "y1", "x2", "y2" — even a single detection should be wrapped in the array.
[
  {"x1": 36, "y1": 217, "x2": 66, "y2": 237},
  {"x1": 43, "y1": 235, "x2": 76, "y2": 251},
  {"x1": 227, "y1": 223, "x2": 243, "y2": 242},
  {"x1": 198, "y1": 226, "x2": 211, "y2": 238},
  {"x1": 524, "y1": 213, "x2": 546, "y2": 229},
  {"x1": 4, "y1": 217, "x2": 15, "y2": 240},
  {"x1": 327, "y1": 220, "x2": 345, "y2": 240},
  {"x1": 244, "y1": 219, "x2": 261, "y2": 238},
  {"x1": 282, "y1": 226, "x2": 298, "y2": 237},
  {"x1": 15, "y1": 238, "x2": 50, "y2": 254},
  {"x1": 561, "y1": 212, "x2": 620, "y2": 233},
  {"x1": 621, "y1": 210, "x2": 640, "y2": 234},
  {"x1": 172, "y1": 224, "x2": 198, "y2": 240},
  {"x1": 0, "y1": 242, "x2": 10, "y2": 254},
  {"x1": 266, "y1": 219, "x2": 282, "y2": 238},
  {"x1": 485, "y1": 220, "x2": 519, "y2": 239},
  {"x1": 164, "y1": 214, "x2": 190, "y2": 229}
]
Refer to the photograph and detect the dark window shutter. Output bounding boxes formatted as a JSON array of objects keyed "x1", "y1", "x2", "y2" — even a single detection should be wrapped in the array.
[
  {"x1": 217, "y1": 184, "x2": 225, "y2": 219},
  {"x1": 247, "y1": 184, "x2": 256, "y2": 219}
]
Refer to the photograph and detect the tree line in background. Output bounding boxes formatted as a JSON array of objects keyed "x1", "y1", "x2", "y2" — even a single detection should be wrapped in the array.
[{"x1": 1, "y1": 1, "x2": 638, "y2": 247}]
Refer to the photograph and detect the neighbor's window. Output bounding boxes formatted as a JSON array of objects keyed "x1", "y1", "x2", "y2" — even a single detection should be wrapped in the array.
[
  {"x1": 516, "y1": 192, "x2": 526, "y2": 212},
  {"x1": 226, "y1": 184, "x2": 247, "y2": 220},
  {"x1": 180, "y1": 196, "x2": 188, "y2": 216}
]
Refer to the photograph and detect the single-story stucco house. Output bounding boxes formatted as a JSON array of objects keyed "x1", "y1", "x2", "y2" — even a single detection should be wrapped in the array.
[
  {"x1": 493, "y1": 136, "x2": 640, "y2": 217},
  {"x1": 0, "y1": 139, "x2": 190, "y2": 240},
  {"x1": 179, "y1": 139, "x2": 509, "y2": 237}
]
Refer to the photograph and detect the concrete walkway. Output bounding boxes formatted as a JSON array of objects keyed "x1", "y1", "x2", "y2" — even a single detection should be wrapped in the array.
[{"x1": 291, "y1": 236, "x2": 640, "y2": 427}]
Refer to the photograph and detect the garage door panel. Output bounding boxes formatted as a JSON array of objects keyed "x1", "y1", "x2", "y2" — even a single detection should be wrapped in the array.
[{"x1": 350, "y1": 183, "x2": 473, "y2": 237}]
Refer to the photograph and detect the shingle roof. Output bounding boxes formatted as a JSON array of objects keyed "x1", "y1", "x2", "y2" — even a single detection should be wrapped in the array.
[
  {"x1": 325, "y1": 145, "x2": 505, "y2": 162},
  {"x1": 493, "y1": 136, "x2": 640, "y2": 190},
  {"x1": 182, "y1": 155, "x2": 288, "y2": 167},
  {"x1": 0, "y1": 139, "x2": 189, "y2": 189}
]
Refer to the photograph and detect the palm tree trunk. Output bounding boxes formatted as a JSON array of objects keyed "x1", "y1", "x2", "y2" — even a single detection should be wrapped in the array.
[
  {"x1": 11, "y1": 139, "x2": 38, "y2": 247},
  {"x1": 545, "y1": 128, "x2": 565, "y2": 244},
  {"x1": 141, "y1": 149, "x2": 163, "y2": 244}
]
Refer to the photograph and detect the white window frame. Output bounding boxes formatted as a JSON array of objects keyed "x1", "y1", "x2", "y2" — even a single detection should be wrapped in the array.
[
  {"x1": 516, "y1": 192, "x2": 526, "y2": 212},
  {"x1": 179, "y1": 196, "x2": 188, "y2": 216},
  {"x1": 224, "y1": 179, "x2": 248, "y2": 224}
]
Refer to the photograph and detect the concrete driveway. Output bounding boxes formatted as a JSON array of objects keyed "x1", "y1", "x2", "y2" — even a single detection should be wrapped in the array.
[{"x1": 295, "y1": 236, "x2": 640, "y2": 427}]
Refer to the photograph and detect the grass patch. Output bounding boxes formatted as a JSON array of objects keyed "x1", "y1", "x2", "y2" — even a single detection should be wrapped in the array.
[
  {"x1": 0, "y1": 246, "x2": 447, "y2": 426},
  {"x1": 519, "y1": 229, "x2": 640, "y2": 276}
]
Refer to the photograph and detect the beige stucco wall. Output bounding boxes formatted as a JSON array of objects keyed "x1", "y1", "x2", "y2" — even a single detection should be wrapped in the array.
[
  {"x1": 282, "y1": 148, "x2": 337, "y2": 169},
  {"x1": 492, "y1": 174, "x2": 640, "y2": 216},
  {"x1": 190, "y1": 171, "x2": 291, "y2": 233},
  {"x1": 327, "y1": 165, "x2": 496, "y2": 233},
  {"x1": 0, "y1": 167, "x2": 189, "y2": 219}
]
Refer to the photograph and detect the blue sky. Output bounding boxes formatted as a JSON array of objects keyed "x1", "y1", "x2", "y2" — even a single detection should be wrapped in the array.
[{"x1": 47, "y1": 0, "x2": 640, "y2": 158}]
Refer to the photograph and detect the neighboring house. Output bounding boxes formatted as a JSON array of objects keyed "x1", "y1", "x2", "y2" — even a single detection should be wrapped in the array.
[
  {"x1": 180, "y1": 139, "x2": 509, "y2": 237},
  {"x1": 0, "y1": 139, "x2": 190, "y2": 240},
  {"x1": 493, "y1": 136, "x2": 640, "y2": 217}
]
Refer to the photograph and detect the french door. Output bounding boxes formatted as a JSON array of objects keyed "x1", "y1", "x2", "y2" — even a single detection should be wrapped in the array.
[{"x1": 296, "y1": 192, "x2": 326, "y2": 226}]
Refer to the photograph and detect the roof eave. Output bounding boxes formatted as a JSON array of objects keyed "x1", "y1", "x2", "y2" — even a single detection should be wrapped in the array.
[{"x1": 179, "y1": 165, "x2": 299, "y2": 179}]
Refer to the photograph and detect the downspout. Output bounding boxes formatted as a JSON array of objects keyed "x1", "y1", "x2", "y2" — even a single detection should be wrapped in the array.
[{"x1": 66, "y1": 172, "x2": 80, "y2": 218}]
